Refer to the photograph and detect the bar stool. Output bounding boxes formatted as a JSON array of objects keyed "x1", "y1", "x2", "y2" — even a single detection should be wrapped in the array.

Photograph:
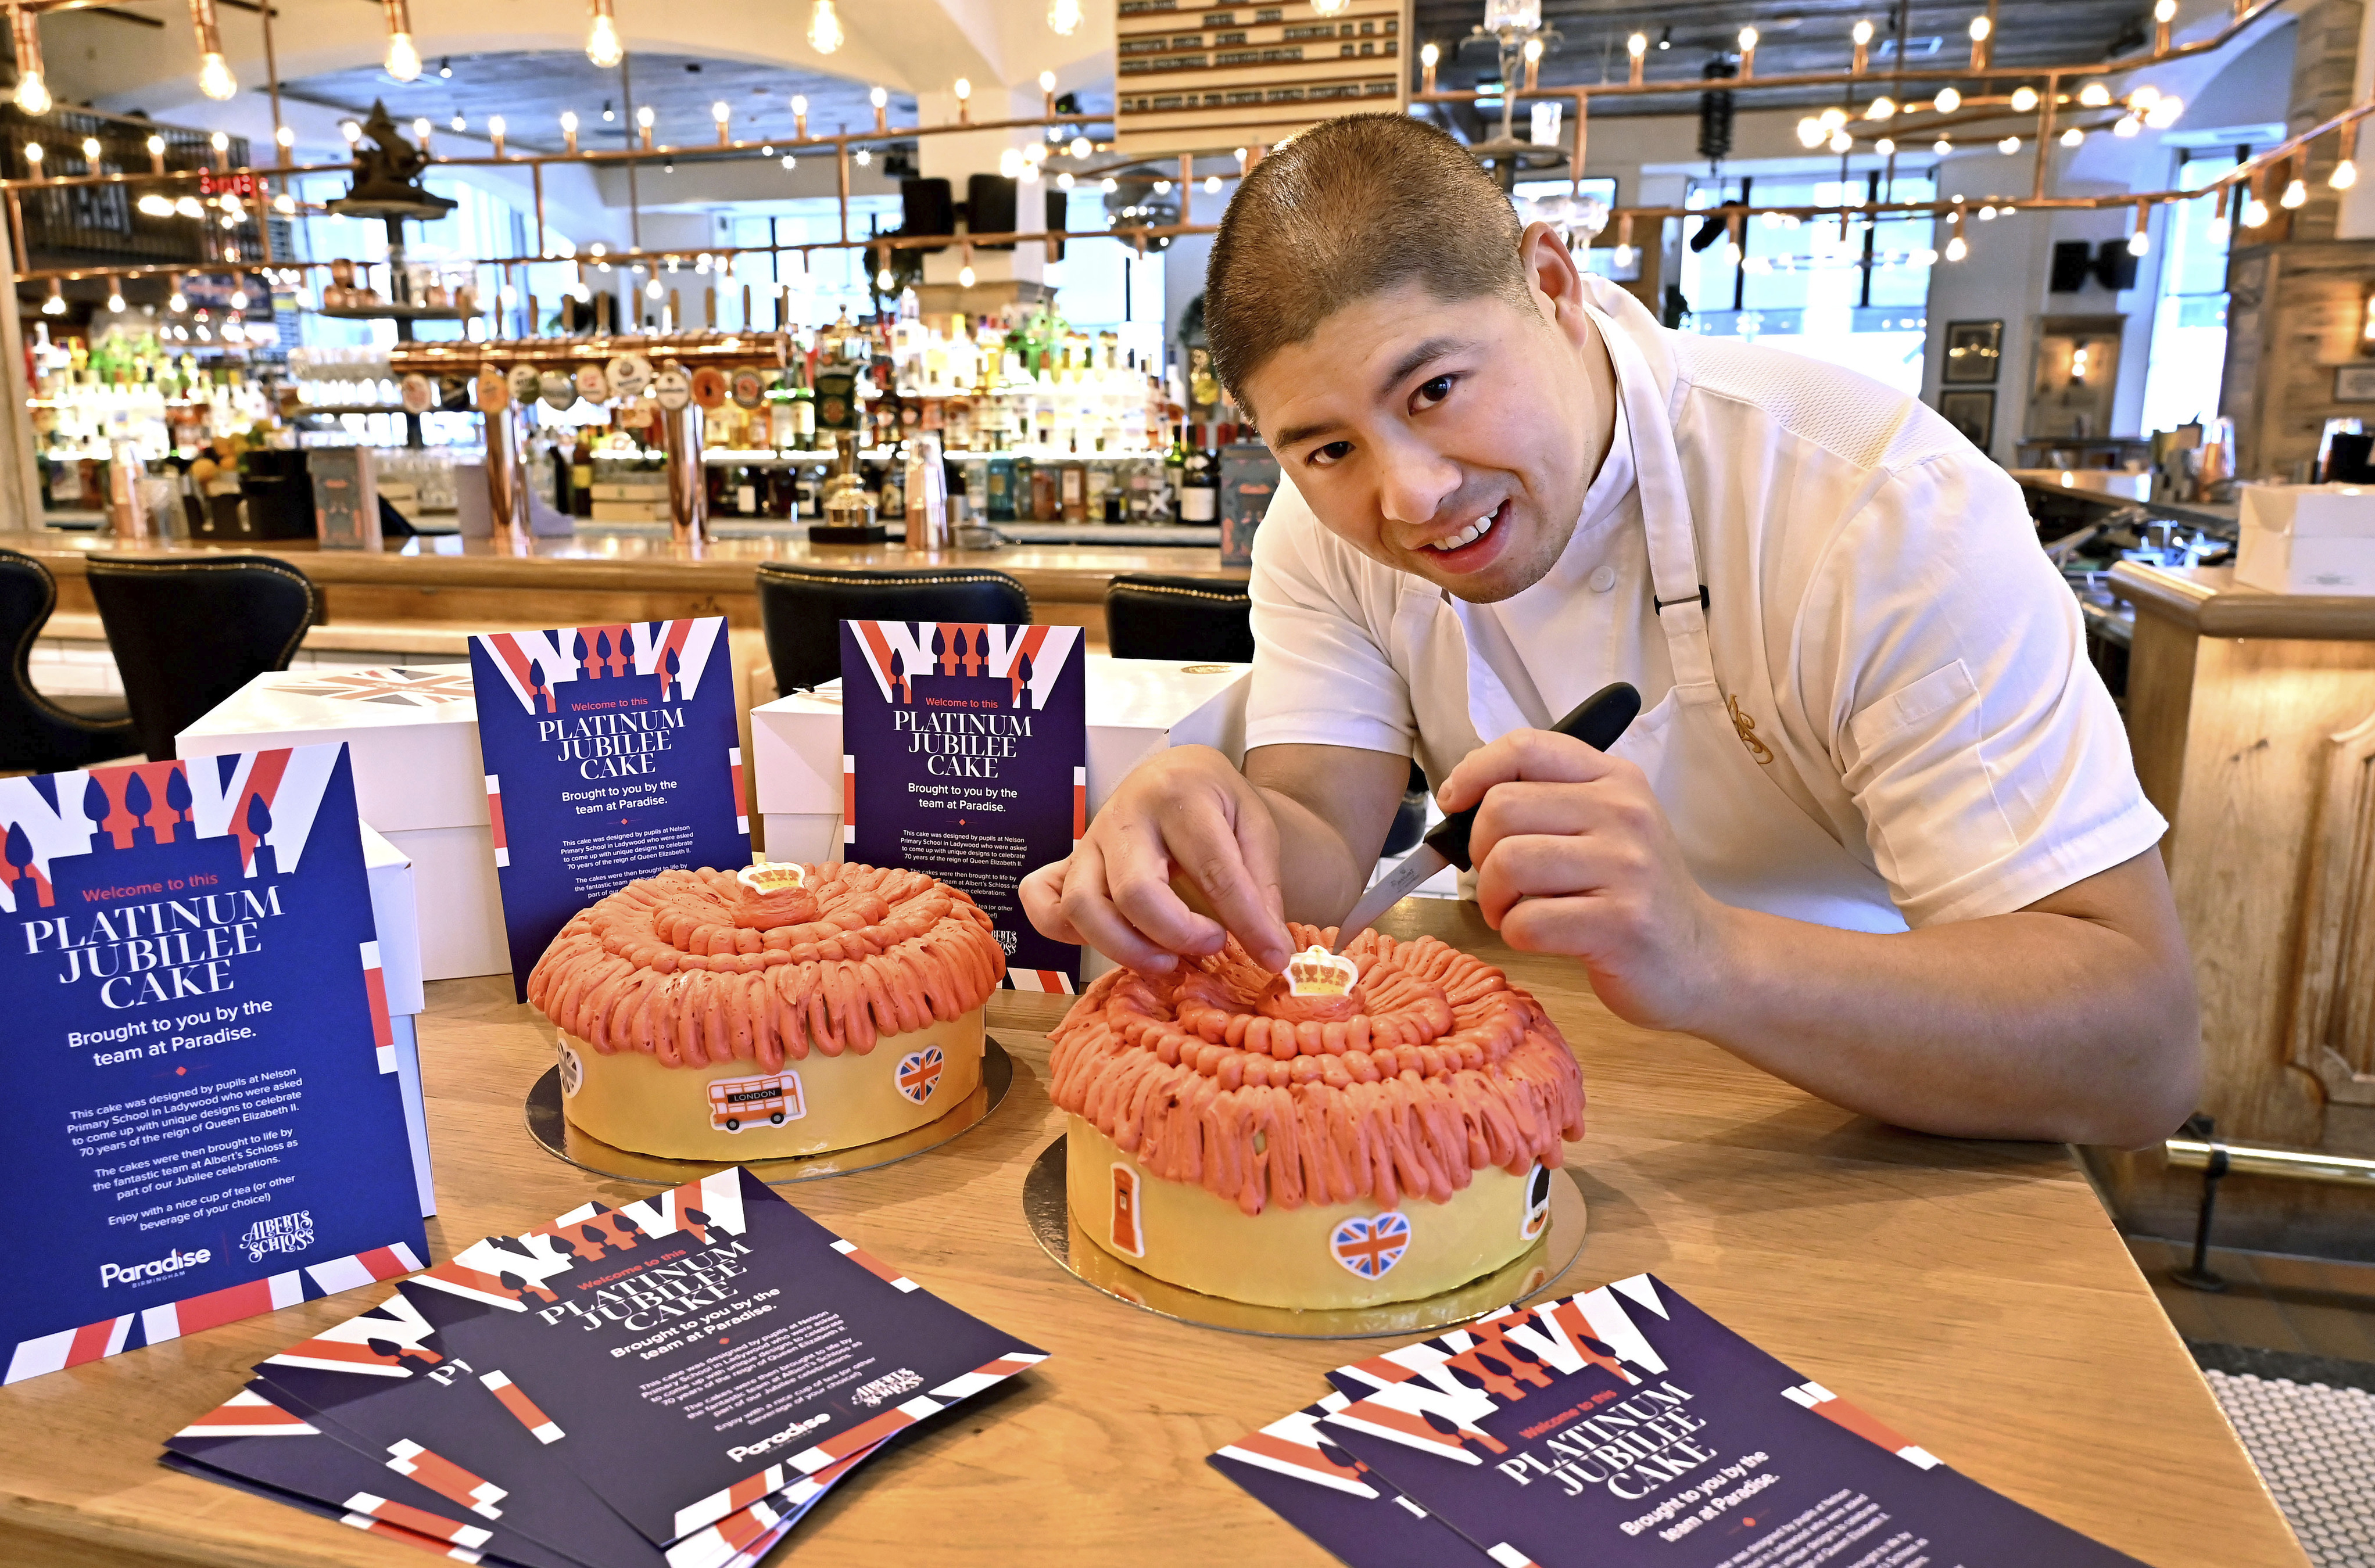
[
  {"x1": 83, "y1": 554, "x2": 319, "y2": 760},
  {"x1": 1103, "y1": 573, "x2": 1254, "y2": 662},
  {"x1": 755, "y1": 564, "x2": 1031, "y2": 694},
  {"x1": 0, "y1": 548, "x2": 139, "y2": 772}
]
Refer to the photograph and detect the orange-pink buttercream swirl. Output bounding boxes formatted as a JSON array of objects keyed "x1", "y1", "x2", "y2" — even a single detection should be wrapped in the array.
[
  {"x1": 1048, "y1": 923, "x2": 1585, "y2": 1216},
  {"x1": 526, "y1": 863, "x2": 1006, "y2": 1070}
]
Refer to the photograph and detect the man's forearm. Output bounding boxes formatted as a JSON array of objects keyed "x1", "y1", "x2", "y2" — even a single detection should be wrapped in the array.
[
  {"x1": 1253, "y1": 785, "x2": 1376, "y2": 930},
  {"x1": 1683, "y1": 904, "x2": 2200, "y2": 1146}
]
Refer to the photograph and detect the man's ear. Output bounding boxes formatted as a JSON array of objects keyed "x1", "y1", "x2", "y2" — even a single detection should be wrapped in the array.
[{"x1": 1518, "y1": 221, "x2": 1589, "y2": 341}]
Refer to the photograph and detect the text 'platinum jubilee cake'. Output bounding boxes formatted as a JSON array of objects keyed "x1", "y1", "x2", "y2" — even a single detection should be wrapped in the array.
[
  {"x1": 526, "y1": 862, "x2": 1006, "y2": 1159},
  {"x1": 1049, "y1": 924, "x2": 1585, "y2": 1309}
]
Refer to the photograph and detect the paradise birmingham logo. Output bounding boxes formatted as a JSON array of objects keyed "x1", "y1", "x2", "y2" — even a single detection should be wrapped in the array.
[
  {"x1": 101, "y1": 1244, "x2": 212, "y2": 1289},
  {"x1": 241, "y1": 1210, "x2": 315, "y2": 1262}
]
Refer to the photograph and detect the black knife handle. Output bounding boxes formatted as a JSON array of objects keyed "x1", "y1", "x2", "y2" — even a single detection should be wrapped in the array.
[{"x1": 1422, "y1": 681, "x2": 1643, "y2": 873}]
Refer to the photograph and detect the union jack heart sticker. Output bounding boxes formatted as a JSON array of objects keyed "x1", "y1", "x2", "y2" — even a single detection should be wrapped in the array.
[
  {"x1": 1330, "y1": 1212, "x2": 1411, "y2": 1279},
  {"x1": 895, "y1": 1046, "x2": 944, "y2": 1105}
]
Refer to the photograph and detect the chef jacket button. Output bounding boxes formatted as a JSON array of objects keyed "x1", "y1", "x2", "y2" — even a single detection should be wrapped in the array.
[{"x1": 1588, "y1": 564, "x2": 1618, "y2": 593}]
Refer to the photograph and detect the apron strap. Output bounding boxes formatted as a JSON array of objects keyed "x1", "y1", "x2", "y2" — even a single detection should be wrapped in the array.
[{"x1": 1581, "y1": 301, "x2": 1720, "y2": 698}]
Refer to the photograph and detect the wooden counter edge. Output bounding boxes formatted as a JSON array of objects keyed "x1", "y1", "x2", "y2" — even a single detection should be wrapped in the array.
[{"x1": 2107, "y1": 561, "x2": 2375, "y2": 640}]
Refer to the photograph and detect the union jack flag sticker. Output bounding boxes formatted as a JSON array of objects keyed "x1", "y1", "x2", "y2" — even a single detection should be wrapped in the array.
[
  {"x1": 895, "y1": 1046, "x2": 944, "y2": 1105},
  {"x1": 1331, "y1": 1212, "x2": 1412, "y2": 1280}
]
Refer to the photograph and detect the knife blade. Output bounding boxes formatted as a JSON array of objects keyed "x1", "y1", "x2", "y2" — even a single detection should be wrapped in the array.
[{"x1": 1331, "y1": 681, "x2": 1642, "y2": 952}]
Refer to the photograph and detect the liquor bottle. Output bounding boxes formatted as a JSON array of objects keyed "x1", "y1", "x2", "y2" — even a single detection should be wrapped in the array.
[
  {"x1": 1060, "y1": 454, "x2": 1087, "y2": 522},
  {"x1": 1180, "y1": 433, "x2": 1219, "y2": 526},
  {"x1": 1163, "y1": 425, "x2": 1187, "y2": 521}
]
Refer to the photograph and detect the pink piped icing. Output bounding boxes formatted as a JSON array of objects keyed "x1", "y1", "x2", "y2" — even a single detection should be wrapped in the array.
[
  {"x1": 1049, "y1": 923, "x2": 1585, "y2": 1217},
  {"x1": 527, "y1": 864, "x2": 1006, "y2": 1071}
]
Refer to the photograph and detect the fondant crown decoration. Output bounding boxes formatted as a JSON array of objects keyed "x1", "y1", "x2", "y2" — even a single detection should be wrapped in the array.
[
  {"x1": 1285, "y1": 944, "x2": 1358, "y2": 998},
  {"x1": 736, "y1": 862, "x2": 807, "y2": 895}
]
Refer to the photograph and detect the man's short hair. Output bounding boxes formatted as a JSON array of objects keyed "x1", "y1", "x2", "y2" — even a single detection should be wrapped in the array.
[{"x1": 1204, "y1": 113, "x2": 1532, "y2": 413}]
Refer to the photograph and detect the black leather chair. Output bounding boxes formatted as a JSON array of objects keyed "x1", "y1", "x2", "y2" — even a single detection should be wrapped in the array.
[
  {"x1": 83, "y1": 553, "x2": 319, "y2": 760},
  {"x1": 755, "y1": 564, "x2": 1031, "y2": 694},
  {"x1": 1103, "y1": 573, "x2": 1255, "y2": 663},
  {"x1": 0, "y1": 548, "x2": 140, "y2": 771}
]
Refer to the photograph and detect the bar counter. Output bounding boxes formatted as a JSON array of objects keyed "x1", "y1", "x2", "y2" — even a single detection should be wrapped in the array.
[
  {"x1": 15, "y1": 528, "x2": 1246, "y2": 645},
  {"x1": 0, "y1": 897, "x2": 2304, "y2": 1568}
]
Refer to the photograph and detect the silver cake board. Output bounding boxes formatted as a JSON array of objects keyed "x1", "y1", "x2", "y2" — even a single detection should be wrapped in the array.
[
  {"x1": 1022, "y1": 1134, "x2": 1589, "y2": 1340},
  {"x1": 524, "y1": 1036, "x2": 1013, "y2": 1185}
]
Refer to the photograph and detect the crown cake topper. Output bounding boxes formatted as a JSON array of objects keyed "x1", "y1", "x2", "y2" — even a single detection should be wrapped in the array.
[
  {"x1": 1285, "y1": 944, "x2": 1359, "y2": 998},
  {"x1": 737, "y1": 862, "x2": 808, "y2": 895}
]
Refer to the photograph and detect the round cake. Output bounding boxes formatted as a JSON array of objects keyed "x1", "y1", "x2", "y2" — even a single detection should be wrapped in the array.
[
  {"x1": 1049, "y1": 924, "x2": 1585, "y2": 1309},
  {"x1": 526, "y1": 862, "x2": 1007, "y2": 1158}
]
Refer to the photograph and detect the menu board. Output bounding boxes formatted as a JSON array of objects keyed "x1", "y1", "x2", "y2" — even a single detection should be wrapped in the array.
[
  {"x1": 0, "y1": 747, "x2": 427, "y2": 1384},
  {"x1": 1113, "y1": 0, "x2": 1411, "y2": 159},
  {"x1": 469, "y1": 618, "x2": 750, "y2": 996},
  {"x1": 840, "y1": 619, "x2": 1086, "y2": 992}
]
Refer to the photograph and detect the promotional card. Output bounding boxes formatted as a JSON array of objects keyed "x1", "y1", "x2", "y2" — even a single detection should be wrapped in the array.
[
  {"x1": 1317, "y1": 1276, "x2": 2143, "y2": 1568},
  {"x1": 839, "y1": 619, "x2": 1085, "y2": 993},
  {"x1": 389, "y1": 1167, "x2": 1048, "y2": 1547},
  {"x1": 0, "y1": 747, "x2": 428, "y2": 1385},
  {"x1": 1209, "y1": 1392, "x2": 1499, "y2": 1568},
  {"x1": 468, "y1": 619, "x2": 749, "y2": 996}
]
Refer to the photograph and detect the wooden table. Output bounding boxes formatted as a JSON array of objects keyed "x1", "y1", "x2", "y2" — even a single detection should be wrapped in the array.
[
  {"x1": 0, "y1": 899, "x2": 2301, "y2": 1568},
  {"x1": 13, "y1": 529, "x2": 1245, "y2": 643}
]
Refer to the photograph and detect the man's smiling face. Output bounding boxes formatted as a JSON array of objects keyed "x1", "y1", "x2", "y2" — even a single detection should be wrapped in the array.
[{"x1": 1242, "y1": 236, "x2": 1614, "y2": 605}]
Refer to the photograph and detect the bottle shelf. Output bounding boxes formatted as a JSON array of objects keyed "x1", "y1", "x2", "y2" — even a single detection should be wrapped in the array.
[{"x1": 311, "y1": 303, "x2": 474, "y2": 322}]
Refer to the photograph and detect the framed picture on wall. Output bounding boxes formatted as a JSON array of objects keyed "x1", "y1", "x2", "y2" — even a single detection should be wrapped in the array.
[
  {"x1": 2335, "y1": 365, "x2": 2375, "y2": 402},
  {"x1": 1940, "y1": 389, "x2": 1996, "y2": 450},
  {"x1": 1941, "y1": 319, "x2": 2004, "y2": 384}
]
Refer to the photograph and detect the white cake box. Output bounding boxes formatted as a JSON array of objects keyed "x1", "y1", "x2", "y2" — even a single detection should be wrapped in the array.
[
  {"x1": 177, "y1": 665, "x2": 508, "y2": 981},
  {"x1": 2235, "y1": 484, "x2": 2375, "y2": 596},
  {"x1": 361, "y1": 824, "x2": 437, "y2": 1218},
  {"x1": 753, "y1": 656, "x2": 1251, "y2": 980}
]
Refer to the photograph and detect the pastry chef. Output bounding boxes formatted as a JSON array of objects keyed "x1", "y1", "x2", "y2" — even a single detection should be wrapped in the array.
[{"x1": 1020, "y1": 114, "x2": 2199, "y2": 1146}]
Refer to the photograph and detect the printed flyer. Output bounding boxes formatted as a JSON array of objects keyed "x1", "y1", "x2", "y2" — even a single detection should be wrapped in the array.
[
  {"x1": 389, "y1": 1167, "x2": 1048, "y2": 1547},
  {"x1": 1315, "y1": 1275, "x2": 2142, "y2": 1568},
  {"x1": 1210, "y1": 1392, "x2": 1499, "y2": 1568},
  {"x1": 470, "y1": 618, "x2": 750, "y2": 996},
  {"x1": 0, "y1": 747, "x2": 427, "y2": 1384},
  {"x1": 840, "y1": 619, "x2": 1086, "y2": 992}
]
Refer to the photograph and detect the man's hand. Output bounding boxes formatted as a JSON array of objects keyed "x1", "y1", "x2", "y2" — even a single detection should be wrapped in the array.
[
  {"x1": 1020, "y1": 746, "x2": 1294, "y2": 975},
  {"x1": 1021, "y1": 742, "x2": 1412, "y2": 977},
  {"x1": 1439, "y1": 729, "x2": 1730, "y2": 1032}
]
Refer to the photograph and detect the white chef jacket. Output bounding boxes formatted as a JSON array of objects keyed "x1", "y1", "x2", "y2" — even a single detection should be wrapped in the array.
[{"x1": 1244, "y1": 275, "x2": 2166, "y2": 930}]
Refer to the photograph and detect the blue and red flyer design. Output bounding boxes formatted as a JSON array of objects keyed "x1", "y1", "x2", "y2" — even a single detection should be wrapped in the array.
[
  {"x1": 469, "y1": 618, "x2": 750, "y2": 998},
  {"x1": 0, "y1": 745, "x2": 427, "y2": 1384},
  {"x1": 243, "y1": 1200, "x2": 843, "y2": 1568},
  {"x1": 1209, "y1": 1392, "x2": 1500, "y2": 1568},
  {"x1": 1313, "y1": 1275, "x2": 2142, "y2": 1568},
  {"x1": 840, "y1": 619, "x2": 1086, "y2": 993},
  {"x1": 386, "y1": 1167, "x2": 1047, "y2": 1548}
]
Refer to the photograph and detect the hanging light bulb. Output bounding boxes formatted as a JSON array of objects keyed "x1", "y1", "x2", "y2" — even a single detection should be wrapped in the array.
[
  {"x1": 229, "y1": 282, "x2": 249, "y2": 310},
  {"x1": 712, "y1": 100, "x2": 731, "y2": 143},
  {"x1": 105, "y1": 278, "x2": 125, "y2": 313},
  {"x1": 2332, "y1": 157, "x2": 2359, "y2": 190},
  {"x1": 449, "y1": 113, "x2": 465, "y2": 132},
  {"x1": 560, "y1": 110, "x2": 579, "y2": 152},
  {"x1": 137, "y1": 193, "x2": 174, "y2": 216},
  {"x1": 342, "y1": 119, "x2": 363, "y2": 146},
  {"x1": 2128, "y1": 223, "x2": 2151, "y2": 257},
  {"x1": 586, "y1": 0, "x2": 624, "y2": 68},
  {"x1": 40, "y1": 278, "x2": 63, "y2": 315},
  {"x1": 1944, "y1": 227, "x2": 1968, "y2": 262},
  {"x1": 854, "y1": 147, "x2": 871, "y2": 166},
  {"x1": 1819, "y1": 107, "x2": 1847, "y2": 130},
  {"x1": 382, "y1": 0, "x2": 421, "y2": 81},
  {"x1": 645, "y1": 277, "x2": 663, "y2": 299},
  {"x1": 21, "y1": 141, "x2": 40, "y2": 173},
  {"x1": 1047, "y1": 0, "x2": 1084, "y2": 34},
  {"x1": 1999, "y1": 135, "x2": 2021, "y2": 154},
  {"x1": 2145, "y1": 95, "x2": 2184, "y2": 129},
  {"x1": 1829, "y1": 128, "x2": 1853, "y2": 154},
  {"x1": 2011, "y1": 85, "x2": 2039, "y2": 113},
  {"x1": 1867, "y1": 96, "x2": 1896, "y2": 120},
  {"x1": 167, "y1": 274, "x2": 187, "y2": 313},
  {"x1": 958, "y1": 263, "x2": 976, "y2": 288},
  {"x1": 780, "y1": 153, "x2": 796, "y2": 170},
  {"x1": 2078, "y1": 82, "x2": 2111, "y2": 107},
  {"x1": 1933, "y1": 136, "x2": 1951, "y2": 156},
  {"x1": 190, "y1": 0, "x2": 237, "y2": 100},
  {"x1": 1797, "y1": 117, "x2": 1824, "y2": 149},
  {"x1": 2281, "y1": 174, "x2": 2308, "y2": 208},
  {"x1": 2113, "y1": 115, "x2": 2140, "y2": 138},
  {"x1": 808, "y1": 0, "x2": 844, "y2": 54},
  {"x1": 1875, "y1": 137, "x2": 1896, "y2": 156},
  {"x1": 2244, "y1": 193, "x2": 2270, "y2": 228},
  {"x1": 11, "y1": 9, "x2": 50, "y2": 117},
  {"x1": 1933, "y1": 87, "x2": 1961, "y2": 114},
  {"x1": 875, "y1": 267, "x2": 893, "y2": 290},
  {"x1": 2060, "y1": 125, "x2": 2083, "y2": 147},
  {"x1": 1069, "y1": 135, "x2": 1092, "y2": 159}
]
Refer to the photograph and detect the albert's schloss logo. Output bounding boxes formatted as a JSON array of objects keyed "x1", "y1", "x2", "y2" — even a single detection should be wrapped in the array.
[
  {"x1": 240, "y1": 1210, "x2": 315, "y2": 1262},
  {"x1": 100, "y1": 1245, "x2": 211, "y2": 1289}
]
